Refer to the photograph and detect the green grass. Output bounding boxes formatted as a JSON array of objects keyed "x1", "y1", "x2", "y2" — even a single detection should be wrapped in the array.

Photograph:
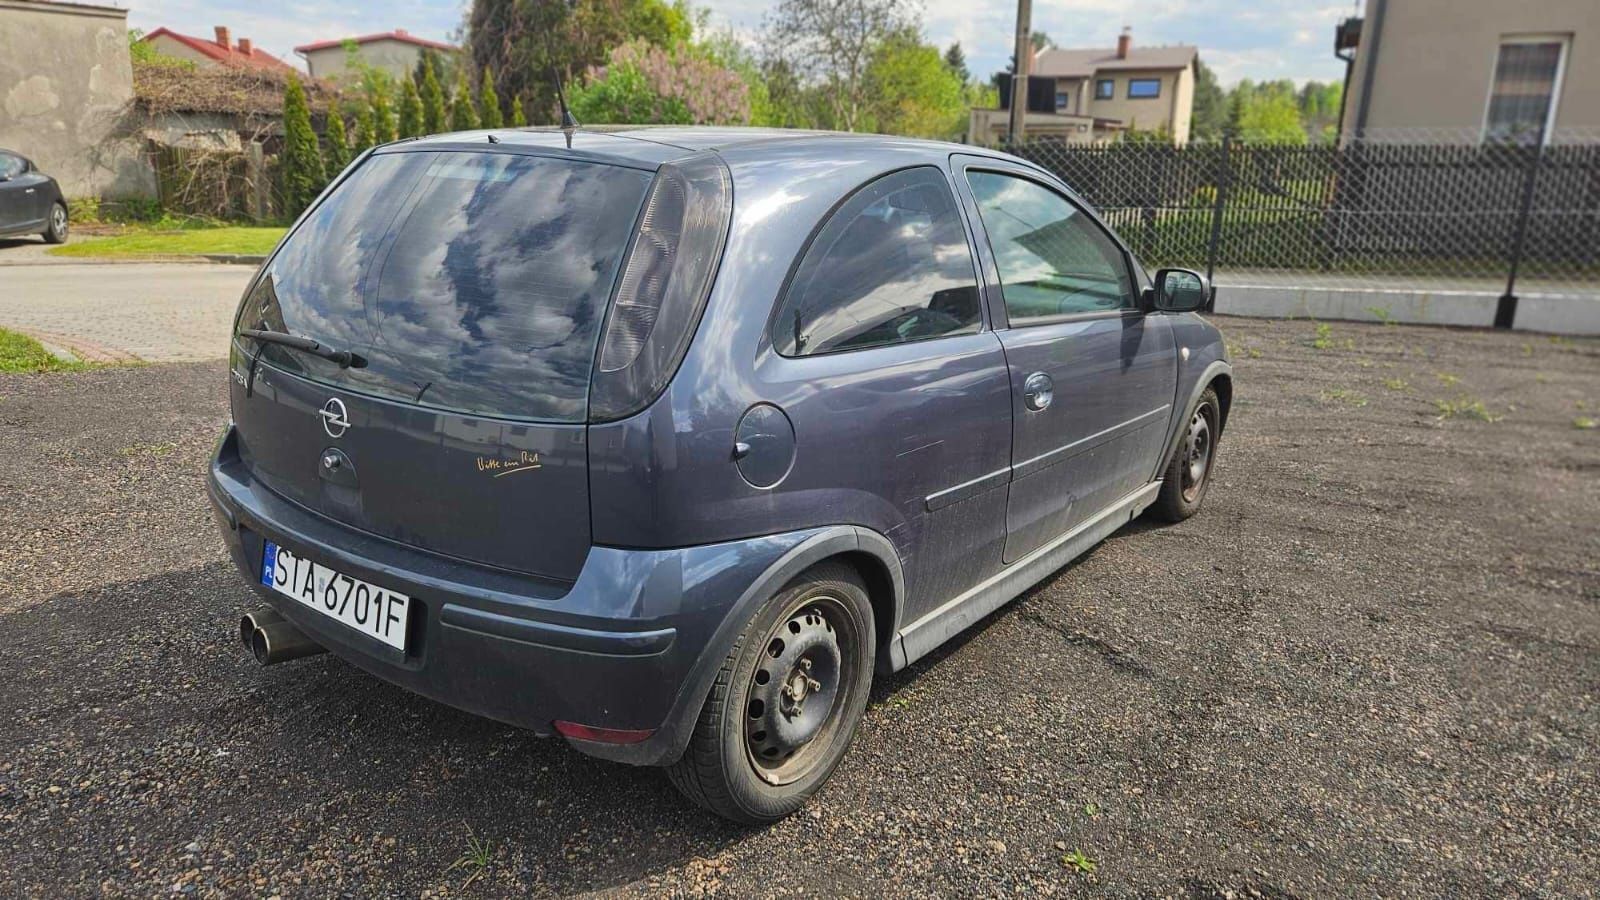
[
  {"x1": 0, "y1": 328, "x2": 88, "y2": 374},
  {"x1": 47, "y1": 226, "x2": 284, "y2": 260}
]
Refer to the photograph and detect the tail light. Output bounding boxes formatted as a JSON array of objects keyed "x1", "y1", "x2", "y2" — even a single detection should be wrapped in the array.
[{"x1": 589, "y1": 152, "x2": 732, "y2": 422}]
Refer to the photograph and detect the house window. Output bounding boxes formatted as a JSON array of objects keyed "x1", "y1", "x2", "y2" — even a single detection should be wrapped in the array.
[
  {"x1": 1127, "y1": 78, "x2": 1161, "y2": 99},
  {"x1": 1485, "y1": 37, "x2": 1568, "y2": 145},
  {"x1": 1055, "y1": 92, "x2": 1070, "y2": 112},
  {"x1": 1095, "y1": 79, "x2": 1114, "y2": 100}
]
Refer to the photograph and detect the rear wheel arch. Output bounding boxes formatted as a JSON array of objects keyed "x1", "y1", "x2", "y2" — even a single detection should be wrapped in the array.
[{"x1": 824, "y1": 548, "x2": 900, "y2": 671}]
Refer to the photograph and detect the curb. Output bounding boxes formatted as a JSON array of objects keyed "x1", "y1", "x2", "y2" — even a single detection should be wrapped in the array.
[{"x1": 200, "y1": 254, "x2": 267, "y2": 265}]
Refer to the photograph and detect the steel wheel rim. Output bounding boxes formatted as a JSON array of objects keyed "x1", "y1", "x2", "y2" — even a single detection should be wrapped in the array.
[
  {"x1": 743, "y1": 594, "x2": 859, "y2": 786},
  {"x1": 1182, "y1": 403, "x2": 1214, "y2": 503},
  {"x1": 52, "y1": 206, "x2": 66, "y2": 235}
]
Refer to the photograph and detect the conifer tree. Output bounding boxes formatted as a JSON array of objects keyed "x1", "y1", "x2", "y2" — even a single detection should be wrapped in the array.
[
  {"x1": 449, "y1": 69, "x2": 480, "y2": 131},
  {"x1": 479, "y1": 67, "x2": 504, "y2": 128},
  {"x1": 280, "y1": 75, "x2": 325, "y2": 216},
  {"x1": 325, "y1": 113, "x2": 351, "y2": 172},
  {"x1": 398, "y1": 78, "x2": 424, "y2": 138},
  {"x1": 421, "y1": 55, "x2": 447, "y2": 134},
  {"x1": 371, "y1": 90, "x2": 397, "y2": 143},
  {"x1": 353, "y1": 105, "x2": 376, "y2": 152},
  {"x1": 510, "y1": 95, "x2": 527, "y2": 127}
]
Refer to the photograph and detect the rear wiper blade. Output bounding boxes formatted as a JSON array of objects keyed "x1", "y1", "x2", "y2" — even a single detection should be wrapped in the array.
[{"x1": 239, "y1": 329, "x2": 367, "y2": 369}]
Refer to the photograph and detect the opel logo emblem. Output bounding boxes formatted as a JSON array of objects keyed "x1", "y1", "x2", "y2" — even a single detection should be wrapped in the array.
[{"x1": 319, "y1": 397, "x2": 350, "y2": 439}]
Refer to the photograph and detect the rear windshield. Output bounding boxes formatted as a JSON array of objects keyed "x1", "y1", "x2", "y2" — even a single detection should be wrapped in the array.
[{"x1": 239, "y1": 151, "x2": 652, "y2": 421}]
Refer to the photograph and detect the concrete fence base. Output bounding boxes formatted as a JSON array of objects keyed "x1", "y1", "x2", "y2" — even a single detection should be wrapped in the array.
[{"x1": 1213, "y1": 284, "x2": 1600, "y2": 336}]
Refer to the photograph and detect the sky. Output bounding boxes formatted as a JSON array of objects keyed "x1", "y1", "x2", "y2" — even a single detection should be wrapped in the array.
[{"x1": 121, "y1": 0, "x2": 1357, "y2": 87}]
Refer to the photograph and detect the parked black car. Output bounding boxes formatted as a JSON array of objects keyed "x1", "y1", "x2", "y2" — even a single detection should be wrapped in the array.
[
  {"x1": 210, "y1": 127, "x2": 1232, "y2": 824},
  {"x1": 0, "y1": 150, "x2": 68, "y2": 243}
]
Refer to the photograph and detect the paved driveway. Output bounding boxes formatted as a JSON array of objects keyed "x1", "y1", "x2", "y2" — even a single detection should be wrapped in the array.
[{"x1": 0, "y1": 261, "x2": 252, "y2": 361}]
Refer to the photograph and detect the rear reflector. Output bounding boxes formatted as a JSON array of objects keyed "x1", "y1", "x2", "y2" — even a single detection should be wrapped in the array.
[{"x1": 553, "y1": 721, "x2": 655, "y2": 745}]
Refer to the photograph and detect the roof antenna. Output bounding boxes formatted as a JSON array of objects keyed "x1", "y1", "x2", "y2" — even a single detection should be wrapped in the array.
[{"x1": 551, "y1": 66, "x2": 579, "y2": 148}]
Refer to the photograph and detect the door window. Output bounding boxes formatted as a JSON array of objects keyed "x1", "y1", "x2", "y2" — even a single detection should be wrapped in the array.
[
  {"x1": 967, "y1": 171, "x2": 1135, "y2": 322},
  {"x1": 0, "y1": 154, "x2": 24, "y2": 179},
  {"x1": 772, "y1": 167, "x2": 981, "y2": 357}
]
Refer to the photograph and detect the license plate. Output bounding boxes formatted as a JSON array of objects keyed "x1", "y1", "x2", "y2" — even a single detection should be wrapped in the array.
[{"x1": 261, "y1": 541, "x2": 411, "y2": 651}]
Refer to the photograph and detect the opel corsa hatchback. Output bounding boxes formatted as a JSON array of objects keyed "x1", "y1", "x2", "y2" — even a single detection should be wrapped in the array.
[{"x1": 209, "y1": 127, "x2": 1232, "y2": 823}]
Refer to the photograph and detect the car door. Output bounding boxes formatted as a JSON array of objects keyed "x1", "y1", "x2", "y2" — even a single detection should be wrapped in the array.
[
  {"x1": 952, "y1": 156, "x2": 1178, "y2": 564},
  {"x1": 757, "y1": 164, "x2": 1014, "y2": 622},
  {"x1": 0, "y1": 152, "x2": 35, "y2": 233}
]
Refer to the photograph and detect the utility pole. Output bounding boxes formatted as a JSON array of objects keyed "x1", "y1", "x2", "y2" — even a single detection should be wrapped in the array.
[{"x1": 1008, "y1": 0, "x2": 1031, "y2": 144}]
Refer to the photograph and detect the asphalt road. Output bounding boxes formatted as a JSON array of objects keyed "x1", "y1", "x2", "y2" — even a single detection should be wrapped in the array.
[
  {"x1": 0, "y1": 260, "x2": 250, "y2": 361},
  {"x1": 1, "y1": 318, "x2": 1597, "y2": 896}
]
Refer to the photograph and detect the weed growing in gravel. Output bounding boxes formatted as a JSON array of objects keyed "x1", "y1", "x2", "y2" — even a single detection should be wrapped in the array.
[
  {"x1": 1535, "y1": 373, "x2": 1550, "y2": 383},
  {"x1": 1366, "y1": 305, "x2": 1396, "y2": 325},
  {"x1": 1321, "y1": 389, "x2": 1369, "y2": 408},
  {"x1": 1083, "y1": 802, "x2": 1100, "y2": 817},
  {"x1": 1575, "y1": 417, "x2": 1598, "y2": 430},
  {"x1": 1383, "y1": 378, "x2": 1409, "y2": 391},
  {"x1": 447, "y1": 828, "x2": 494, "y2": 889},
  {"x1": 1435, "y1": 372, "x2": 1461, "y2": 387},
  {"x1": 1435, "y1": 398, "x2": 1501, "y2": 422},
  {"x1": 1063, "y1": 849, "x2": 1097, "y2": 874},
  {"x1": 1310, "y1": 323, "x2": 1334, "y2": 350}
]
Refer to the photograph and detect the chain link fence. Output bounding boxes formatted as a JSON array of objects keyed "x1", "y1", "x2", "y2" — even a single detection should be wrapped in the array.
[{"x1": 1001, "y1": 131, "x2": 1600, "y2": 321}]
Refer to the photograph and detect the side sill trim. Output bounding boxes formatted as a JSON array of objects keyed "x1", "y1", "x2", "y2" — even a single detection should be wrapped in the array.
[
  {"x1": 439, "y1": 603, "x2": 676, "y2": 657},
  {"x1": 891, "y1": 479, "x2": 1162, "y2": 670}
]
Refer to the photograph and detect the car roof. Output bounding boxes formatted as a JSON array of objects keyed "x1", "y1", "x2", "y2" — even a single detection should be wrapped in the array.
[{"x1": 395, "y1": 126, "x2": 1012, "y2": 169}]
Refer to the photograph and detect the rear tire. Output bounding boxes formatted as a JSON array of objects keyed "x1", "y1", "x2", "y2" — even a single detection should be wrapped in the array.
[
  {"x1": 666, "y1": 561, "x2": 874, "y2": 825},
  {"x1": 1151, "y1": 386, "x2": 1221, "y2": 522},
  {"x1": 42, "y1": 202, "x2": 68, "y2": 244}
]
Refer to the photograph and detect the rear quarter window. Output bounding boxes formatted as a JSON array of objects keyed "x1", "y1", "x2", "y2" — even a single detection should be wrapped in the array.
[{"x1": 239, "y1": 151, "x2": 653, "y2": 422}]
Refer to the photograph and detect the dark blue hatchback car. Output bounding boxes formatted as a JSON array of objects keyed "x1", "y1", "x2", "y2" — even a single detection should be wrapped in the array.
[{"x1": 209, "y1": 126, "x2": 1232, "y2": 823}]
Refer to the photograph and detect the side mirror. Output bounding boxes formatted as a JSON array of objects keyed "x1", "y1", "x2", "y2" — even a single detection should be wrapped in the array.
[{"x1": 1151, "y1": 268, "x2": 1210, "y2": 313}]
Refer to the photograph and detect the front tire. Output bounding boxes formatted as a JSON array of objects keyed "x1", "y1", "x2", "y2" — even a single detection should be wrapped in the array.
[
  {"x1": 667, "y1": 561, "x2": 875, "y2": 824},
  {"x1": 1151, "y1": 385, "x2": 1221, "y2": 522},
  {"x1": 42, "y1": 202, "x2": 68, "y2": 244}
]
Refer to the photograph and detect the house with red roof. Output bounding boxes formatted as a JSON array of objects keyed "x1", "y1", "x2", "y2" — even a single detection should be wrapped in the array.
[
  {"x1": 139, "y1": 26, "x2": 296, "y2": 74},
  {"x1": 294, "y1": 30, "x2": 458, "y2": 83}
]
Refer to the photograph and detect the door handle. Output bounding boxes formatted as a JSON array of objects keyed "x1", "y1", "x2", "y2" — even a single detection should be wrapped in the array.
[
  {"x1": 1023, "y1": 372, "x2": 1053, "y2": 411},
  {"x1": 24, "y1": 188, "x2": 35, "y2": 193}
]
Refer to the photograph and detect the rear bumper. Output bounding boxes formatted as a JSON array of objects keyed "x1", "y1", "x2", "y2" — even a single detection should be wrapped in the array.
[{"x1": 208, "y1": 425, "x2": 823, "y2": 766}]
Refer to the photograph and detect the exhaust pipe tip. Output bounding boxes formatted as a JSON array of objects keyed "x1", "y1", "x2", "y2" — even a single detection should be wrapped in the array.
[
  {"x1": 249, "y1": 620, "x2": 327, "y2": 666},
  {"x1": 240, "y1": 608, "x2": 284, "y2": 648}
]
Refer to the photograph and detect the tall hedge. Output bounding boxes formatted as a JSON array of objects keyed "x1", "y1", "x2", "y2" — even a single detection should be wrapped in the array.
[
  {"x1": 398, "y1": 79, "x2": 424, "y2": 138},
  {"x1": 479, "y1": 68, "x2": 504, "y2": 128},
  {"x1": 280, "y1": 75, "x2": 325, "y2": 216},
  {"x1": 510, "y1": 95, "x2": 527, "y2": 127}
]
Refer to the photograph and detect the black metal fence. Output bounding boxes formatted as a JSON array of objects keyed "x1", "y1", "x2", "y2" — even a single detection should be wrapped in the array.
[{"x1": 1002, "y1": 137, "x2": 1600, "y2": 319}]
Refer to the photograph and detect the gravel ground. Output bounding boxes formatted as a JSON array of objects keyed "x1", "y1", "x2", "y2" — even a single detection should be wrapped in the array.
[{"x1": 1, "y1": 317, "x2": 1597, "y2": 897}]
